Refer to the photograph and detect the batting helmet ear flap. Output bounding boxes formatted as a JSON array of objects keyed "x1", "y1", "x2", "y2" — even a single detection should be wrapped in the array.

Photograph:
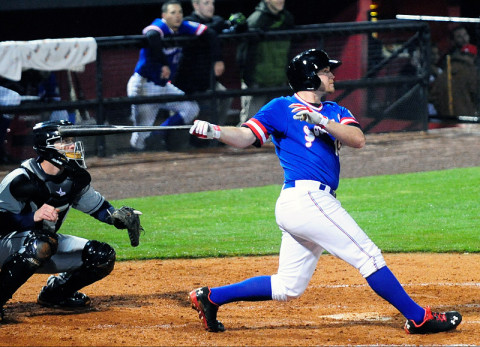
[{"x1": 303, "y1": 73, "x2": 322, "y2": 91}]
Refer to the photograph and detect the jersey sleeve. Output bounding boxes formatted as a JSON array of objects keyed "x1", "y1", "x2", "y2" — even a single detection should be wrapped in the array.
[
  {"x1": 0, "y1": 169, "x2": 31, "y2": 213},
  {"x1": 0, "y1": 169, "x2": 37, "y2": 233},
  {"x1": 242, "y1": 119, "x2": 268, "y2": 147},
  {"x1": 181, "y1": 21, "x2": 208, "y2": 36},
  {"x1": 89, "y1": 200, "x2": 115, "y2": 224},
  {"x1": 72, "y1": 186, "x2": 106, "y2": 215},
  {"x1": 242, "y1": 98, "x2": 289, "y2": 146},
  {"x1": 143, "y1": 18, "x2": 165, "y2": 36},
  {"x1": 338, "y1": 105, "x2": 361, "y2": 128}
]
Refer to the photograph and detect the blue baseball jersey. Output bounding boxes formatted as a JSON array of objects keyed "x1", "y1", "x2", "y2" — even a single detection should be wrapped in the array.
[
  {"x1": 134, "y1": 18, "x2": 207, "y2": 85},
  {"x1": 243, "y1": 93, "x2": 360, "y2": 190}
]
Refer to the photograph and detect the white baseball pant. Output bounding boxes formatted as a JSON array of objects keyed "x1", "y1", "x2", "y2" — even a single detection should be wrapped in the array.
[
  {"x1": 127, "y1": 72, "x2": 199, "y2": 149},
  {"x1": 271, "y1": 180, "x2": 386, "y2": 301}
]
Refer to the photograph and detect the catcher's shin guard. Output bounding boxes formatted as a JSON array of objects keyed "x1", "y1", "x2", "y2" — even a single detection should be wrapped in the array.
[
  {"x1": 0, "y1": 231, "x2": 58, "y2": 309},
  {"x1": 38, "y1": 240, "x2": 115, "y2": 303},
  {"x1": 0, "y1": 253, "x2": 42, "y2": 308}
]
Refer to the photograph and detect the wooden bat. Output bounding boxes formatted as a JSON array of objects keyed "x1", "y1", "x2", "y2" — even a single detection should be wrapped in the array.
[{"x1": 58, "y1": 124, "x2": 192, "y2": 136}]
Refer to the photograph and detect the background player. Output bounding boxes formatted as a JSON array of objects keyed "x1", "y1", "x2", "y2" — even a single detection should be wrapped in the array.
[
  {"x1": 176, "y1": 0, "x2": 240, "y2": 129},
  {"x1": 128, "y1": 0, "x2": 220, "y2": 151},
  {"x1": 188, "y1": 49, "x2": 462, "y2": 334},
  {"x1": 0, "y1": 120, "x2": 140, "y2": 321}
]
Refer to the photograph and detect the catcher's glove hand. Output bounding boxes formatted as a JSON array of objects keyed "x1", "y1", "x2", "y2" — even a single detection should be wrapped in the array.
[{"x1": 110, "y1": 206, "x2": 144, "y2": 247}]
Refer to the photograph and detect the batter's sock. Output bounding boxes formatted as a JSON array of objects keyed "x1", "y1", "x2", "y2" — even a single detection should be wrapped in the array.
[
  {"x1": 160, "y1": 113, "x2": 185, "y2": 127},
  {"x1": 366, "y1": 266, "x2": 425, "y2": 323},
  {"x1": 150, "y1": 113, "x2": 185, "y2": 140},
  {"x1": 209, "y1": 275, "x2": 272, "y2": 305}
]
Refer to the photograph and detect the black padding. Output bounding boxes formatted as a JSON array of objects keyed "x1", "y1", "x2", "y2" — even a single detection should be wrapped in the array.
[{"x1": 24, "y1": 230, "x2": 59, "y2": 262}]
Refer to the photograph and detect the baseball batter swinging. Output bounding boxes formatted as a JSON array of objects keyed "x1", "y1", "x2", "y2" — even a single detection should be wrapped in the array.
[{"x1": 188, "y1": 49, "x2": 462, "y2": 334}]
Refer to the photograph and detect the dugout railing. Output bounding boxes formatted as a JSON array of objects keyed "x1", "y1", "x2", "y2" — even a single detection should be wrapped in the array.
[{"x1": 0, "y1": 19, "x2": 431, "y2": 159}]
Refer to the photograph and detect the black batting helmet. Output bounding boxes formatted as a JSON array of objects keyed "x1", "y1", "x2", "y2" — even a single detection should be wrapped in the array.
[
  {"x1": 287, "y1": 49, "x2": 342, "y2": 92},
  {"x1": 33, "y1": 120, "x2": 86, "y2": 169}
]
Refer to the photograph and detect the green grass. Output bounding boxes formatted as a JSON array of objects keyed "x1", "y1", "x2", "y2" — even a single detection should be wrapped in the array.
[
  {"x1": 62, "y1": 166, "x2": 480, "y2": 260},
  {"x1": 339, "y1": 167, "x2": 480, "y2": 252}
]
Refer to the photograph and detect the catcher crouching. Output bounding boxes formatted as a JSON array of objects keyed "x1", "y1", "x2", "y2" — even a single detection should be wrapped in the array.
[{"x1": 0, "y1": 120, "x2": 143, "y2": 321}]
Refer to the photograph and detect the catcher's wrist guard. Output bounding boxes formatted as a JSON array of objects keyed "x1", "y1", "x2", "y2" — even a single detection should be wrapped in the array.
[{"x1": 109, "y1": 206, "x2": 144, "y2": 247}]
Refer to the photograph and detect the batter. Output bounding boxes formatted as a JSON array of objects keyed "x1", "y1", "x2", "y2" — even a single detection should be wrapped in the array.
[{"x1": 188, "y1": 49, "x2": 462, "y2": 334}]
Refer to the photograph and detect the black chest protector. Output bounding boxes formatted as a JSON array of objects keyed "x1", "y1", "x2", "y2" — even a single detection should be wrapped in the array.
[{"x1": 11, "y1": 159, "x2": 91, "y2": 209}]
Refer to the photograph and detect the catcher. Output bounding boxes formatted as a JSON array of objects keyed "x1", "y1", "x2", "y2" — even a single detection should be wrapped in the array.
[{"x1": 0, "y1": 120, "x2": 143, "y2": 321}]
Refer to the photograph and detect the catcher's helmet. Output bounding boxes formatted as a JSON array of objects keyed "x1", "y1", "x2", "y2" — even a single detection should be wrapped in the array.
[
  {"x1": 287, "y1": 49, "x2": 342, "y2": 92},
  {"x1": 33, "y1": 120, "x2": 86, "y2": 169}
]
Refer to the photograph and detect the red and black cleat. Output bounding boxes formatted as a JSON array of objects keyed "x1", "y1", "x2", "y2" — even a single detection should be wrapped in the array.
[
  {"x1": 404, "y1": 306, "x2": 462, "y2": 334},
  {"x1": 189, "y1": 286, "x2": 225, "y2": 332}
]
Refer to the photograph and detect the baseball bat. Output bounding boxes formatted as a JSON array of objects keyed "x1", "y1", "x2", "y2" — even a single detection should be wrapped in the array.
[
  {"x1": 428, "y1": 115, "x2": 480, "y2": 123},
  {"x1": 58, "y1": 124, "x2": 192, "y2": 136}
]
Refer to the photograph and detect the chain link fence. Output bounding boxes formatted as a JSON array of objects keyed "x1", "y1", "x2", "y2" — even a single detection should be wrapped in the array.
[{"x1": 0, "y1": 19, "x2": 431, "y2": 161}]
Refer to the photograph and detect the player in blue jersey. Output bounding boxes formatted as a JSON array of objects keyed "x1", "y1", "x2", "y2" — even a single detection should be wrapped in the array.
[
  {"x1": 128, "y1": 0, "x2": 221, "y2": 151},
  {"x1": 188, "y1": 49, "x2": 462, "y2": 334}
]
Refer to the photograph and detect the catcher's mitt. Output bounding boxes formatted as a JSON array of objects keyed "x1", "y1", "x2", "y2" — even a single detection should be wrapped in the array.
[{"x1": 110, "y1": 206, "x2": 144, "y2": 247}]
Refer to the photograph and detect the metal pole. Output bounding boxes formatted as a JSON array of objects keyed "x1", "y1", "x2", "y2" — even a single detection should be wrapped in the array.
[{"x1": 95, "y1": 49, "x2": 106, "y2": 157}]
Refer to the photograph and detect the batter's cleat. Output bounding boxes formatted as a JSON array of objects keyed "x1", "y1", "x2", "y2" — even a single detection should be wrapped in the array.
[
  {"x1": 189, "y1": 286, "x2": 225, "y2": 332},
  {"x1": 37, "y1": 287, "x2": 91, "y2": 309},
  {"x1": 404, "y1": 306, "x2": 462, "y2": 334}
]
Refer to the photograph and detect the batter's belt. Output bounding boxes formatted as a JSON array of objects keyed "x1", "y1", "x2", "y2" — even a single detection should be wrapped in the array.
[{"x1": 282, "y1": 180, "x2": 336, "y2": 198}]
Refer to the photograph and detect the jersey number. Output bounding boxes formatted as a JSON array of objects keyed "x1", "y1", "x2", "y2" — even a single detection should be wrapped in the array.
[{"x1": 304, "y1": 125, "x2": 342, "y2": 156}]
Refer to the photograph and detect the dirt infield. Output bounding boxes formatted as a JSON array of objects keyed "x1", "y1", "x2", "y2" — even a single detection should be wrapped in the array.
[
  {"x1": 2, "y1": 254, "x2": 480, "y2": 346},
  {"x1": 1, "y1": 125, "x2": 480, "y2": 346}
]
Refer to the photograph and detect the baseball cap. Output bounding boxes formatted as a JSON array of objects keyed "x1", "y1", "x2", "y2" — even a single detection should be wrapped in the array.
[{"x1": 460, "y1": 43, "x2": 477, "y2": 56}]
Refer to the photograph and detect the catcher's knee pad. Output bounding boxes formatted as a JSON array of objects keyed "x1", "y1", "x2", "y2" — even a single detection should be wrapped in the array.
[
  {"x1": 40, "y1": 241, "x2": 115, "y2": 297},
  {"x1": 82, "y1": 240, "x2": 116, "y2": 279},
  {"x1": 270, "y1": 274, "x2": 306, "y2": 302},
  {"x1": 358, "y1": 252, "x2": 386, "y2": 278},
  {"x1": 0, "y1": 231, "x2": 57, "y2": 304},
  {"x1": 23, "y1": 230, "x2": 59, "y2": 265}
]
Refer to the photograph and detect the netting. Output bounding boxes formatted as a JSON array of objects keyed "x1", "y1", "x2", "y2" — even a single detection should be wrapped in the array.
[{"x1": 4, "y1": 19, "x2": 473, "y2": 161}]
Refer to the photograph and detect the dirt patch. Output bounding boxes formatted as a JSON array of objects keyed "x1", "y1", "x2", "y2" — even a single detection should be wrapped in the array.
[
  {"x1": 1, "y1": 125, "x2": 479, "y2": 346},
  {"x1": 2, "y1": 254, "x2": 479, "y2": 346}
]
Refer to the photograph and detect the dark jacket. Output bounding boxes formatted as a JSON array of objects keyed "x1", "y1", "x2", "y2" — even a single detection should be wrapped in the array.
[
  {"x1": 184, "y1": 12, "x2": 230, "y2": 34},
  {"x1": 175, "y1": 13, "x2": 224, "y2": 93},
  {"x1": 237, "y1": 1, "x2": 294, "y2": 87}
]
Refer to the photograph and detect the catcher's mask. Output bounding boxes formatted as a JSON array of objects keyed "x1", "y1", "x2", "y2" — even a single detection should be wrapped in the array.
[
  {"x1": 33, "y1": 120, "x2": 86, "y2": 169},
  {"x1": 287, "y1": 49, "x2": 342, "y2": 92}
]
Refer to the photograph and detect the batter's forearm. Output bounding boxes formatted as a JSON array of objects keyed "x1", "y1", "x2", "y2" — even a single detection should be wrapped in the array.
[
  {"x1": 325, "y1": 122, "x2": 365, "y2": 148},
  {"x1": 218, "y1": 126, "x2": 256, "y2": 148}
]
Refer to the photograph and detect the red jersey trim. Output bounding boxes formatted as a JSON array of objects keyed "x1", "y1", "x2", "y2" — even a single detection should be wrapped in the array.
[
  {"x1": 142, "y1": 25, "x2": 164, "y2": 37},
  {"x1": 195, "y1": 24, "x2": 208, "y2": 35},
  {"x1": 244, "y1": 118, "x2": 268, "y2": 145},
  {"x1": 293, "y1": 93, "x2": 323, "y2": 112}
]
